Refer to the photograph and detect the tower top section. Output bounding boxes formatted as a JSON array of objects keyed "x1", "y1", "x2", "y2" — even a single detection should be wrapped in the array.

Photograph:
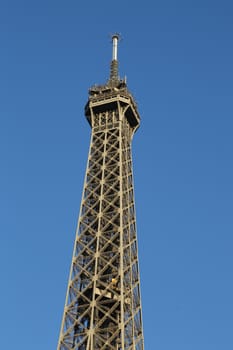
[{"x1": 85, "y1": 35, "x2": 140, "y2": 132}]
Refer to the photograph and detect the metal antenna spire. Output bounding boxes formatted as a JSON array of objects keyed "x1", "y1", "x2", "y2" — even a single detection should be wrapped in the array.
[
  {"x1": 109, "y1": 33, "x2": 120, "y2": 85},
  {"x1": 112, "y1": 34, "x2": 119, "y2": 60}
]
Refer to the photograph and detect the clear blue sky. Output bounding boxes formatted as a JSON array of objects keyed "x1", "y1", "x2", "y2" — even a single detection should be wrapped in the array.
[{"x1": 1, "y1": 1, "x2": 233, "y2": 349}]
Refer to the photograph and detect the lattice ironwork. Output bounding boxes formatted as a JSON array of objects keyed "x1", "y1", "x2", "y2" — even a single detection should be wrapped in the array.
[{"x1": 57, "y1": 36, "x2": 144, "y2": 350}]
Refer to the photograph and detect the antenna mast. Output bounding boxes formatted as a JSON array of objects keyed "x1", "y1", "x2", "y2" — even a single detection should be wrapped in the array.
[
  {"x1": 109, "y1": 33, "x2": 120, "y2": 85},
  {"x1": 112, "y1": 34, "x2": 119, "y2": 61}
]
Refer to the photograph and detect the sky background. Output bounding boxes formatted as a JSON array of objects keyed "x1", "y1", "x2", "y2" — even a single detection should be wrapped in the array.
[{"x1": 1, "y1": 0, "x2": 233, "y2": 349}]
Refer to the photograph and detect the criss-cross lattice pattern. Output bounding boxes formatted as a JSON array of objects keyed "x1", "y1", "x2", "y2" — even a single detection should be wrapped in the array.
[{"x1": 57, "y1": 93, "x2": 144, "y2": 350}]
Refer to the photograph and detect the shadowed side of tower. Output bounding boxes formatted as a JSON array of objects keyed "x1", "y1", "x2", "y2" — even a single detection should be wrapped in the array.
[{"x1": 57, "y1": 35, "x2": 144, "y2": 350}]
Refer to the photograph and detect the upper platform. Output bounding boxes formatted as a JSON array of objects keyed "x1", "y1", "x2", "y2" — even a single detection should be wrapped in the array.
[{"x1": 85, "y1": 81, "x2": 140, "y2": 130}]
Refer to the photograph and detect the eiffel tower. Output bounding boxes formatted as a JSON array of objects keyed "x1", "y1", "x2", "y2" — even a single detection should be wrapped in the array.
[{"x1": 57, "y1": 35, "x2": 144, "y2": 350}]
